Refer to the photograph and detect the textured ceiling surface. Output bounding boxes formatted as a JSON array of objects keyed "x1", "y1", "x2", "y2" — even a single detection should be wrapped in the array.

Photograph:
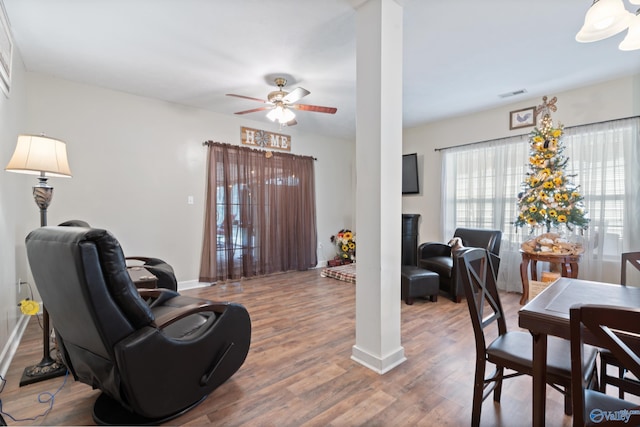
[{"x1": 4, "y1": 0, "x2": 640, "y2": 140}]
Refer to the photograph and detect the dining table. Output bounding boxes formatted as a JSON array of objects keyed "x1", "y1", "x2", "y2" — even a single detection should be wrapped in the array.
[{"x1": 518, "y1": 277, "x2": 640, "y2": 426}]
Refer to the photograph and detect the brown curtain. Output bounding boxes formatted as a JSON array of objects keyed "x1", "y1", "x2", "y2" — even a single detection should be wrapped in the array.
[{"x1": 199, "y1": 142, "x2": 317, "y2": 282}]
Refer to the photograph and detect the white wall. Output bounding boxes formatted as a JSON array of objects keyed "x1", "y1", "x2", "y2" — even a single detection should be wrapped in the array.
[
  {"x1": 16, "y1": 73, "x2": 355, "y2": 285},
  {"x1": 402, "y1": 73, "x2": 640, "y2": 246},
  {"x1": 0, "y1": 47, "x2": 29, "y2": 373}
]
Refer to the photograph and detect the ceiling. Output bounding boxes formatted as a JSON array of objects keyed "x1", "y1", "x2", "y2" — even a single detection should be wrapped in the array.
[{"x1": 4, "y1": 0, "x2": 640, "y2": 141}]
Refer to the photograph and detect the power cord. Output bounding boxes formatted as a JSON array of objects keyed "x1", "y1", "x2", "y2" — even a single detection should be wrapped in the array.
[{"x1": 0, "y1": 370, "x2": 69, "y2": 423}]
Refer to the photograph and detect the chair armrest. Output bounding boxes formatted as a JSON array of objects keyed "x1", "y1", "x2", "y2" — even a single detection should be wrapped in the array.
[
  {"x1": 137, "y1": 287, "x2": 176, "y2": 299},
  {"x1": 138, "y1": 288, "x2": 161, "y2": 298},
  {"x1": 152, "y1": 301, "x2": 225, "y2": 329},
  {"x1": 137, "y1": 287, "x2": 180, "y2": 307},
  {"x1": 126, "y1": 256, "x2": 169, "y2": 267},
  {"x1": 126, "y1": 256, "x2": 153, "y2": 263},
  {"x1": 418, "y1": 242, "x2": 452, "y2": 259}
]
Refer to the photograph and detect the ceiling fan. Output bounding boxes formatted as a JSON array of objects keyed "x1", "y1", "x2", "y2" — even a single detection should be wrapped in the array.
[{"x1": 226, "y1": 77, "x2": 337, "y2": 126}]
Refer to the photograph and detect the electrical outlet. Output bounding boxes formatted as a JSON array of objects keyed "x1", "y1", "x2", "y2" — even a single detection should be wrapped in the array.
[{"x1": 17, "y1": 278, "x2": 27, "y2": 294}]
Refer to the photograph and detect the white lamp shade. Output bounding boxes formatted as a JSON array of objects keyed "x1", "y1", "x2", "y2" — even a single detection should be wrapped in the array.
[
  {"x1": 266, "y1": 105, "x2": 296, "y2": 123},
  {"x1": 576, "y1": 0, "x2": 633, "y2": 42},
  {"x1": 280, "y1": 106, "x2": 295, "y2": 123},
  {"x1": 620, "y1": 11, "x2": 640, "y2": 50},
  {"x1": 266, "y1": 106, "x2": 280, "y2": 122},
  {"x1": 5, "y1": 134, "x2": 72, "y2": 177}
]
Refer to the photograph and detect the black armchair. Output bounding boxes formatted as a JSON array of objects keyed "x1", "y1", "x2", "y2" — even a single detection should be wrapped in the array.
[
  {"x1": 418, "y1": 227, "x2": 502, "y2": 302},
  {"x1": 25, "y1": 226, "x2": 251, "y2": 425}
]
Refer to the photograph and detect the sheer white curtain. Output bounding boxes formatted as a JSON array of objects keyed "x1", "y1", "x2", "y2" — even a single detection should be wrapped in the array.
[
  {"x1": 562, "y1": 118, "x2": 640, "y2": 282},
  {"x1": 442, "y1": 117, "x2": 640, "y2": 292}
]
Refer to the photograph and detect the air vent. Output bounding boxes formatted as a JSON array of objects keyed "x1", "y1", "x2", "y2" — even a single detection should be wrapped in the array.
[{"x1": 498, "y1": 89, "x2": 527, "y2": 98}]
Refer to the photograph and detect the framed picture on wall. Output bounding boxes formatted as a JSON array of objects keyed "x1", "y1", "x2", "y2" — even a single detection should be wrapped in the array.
[
  {"x1": 0, "y1": 2, "x2": 13, "y2": 97},
  {"x1": 509, "y1": 106, "x2": 536, "y2": 130}
]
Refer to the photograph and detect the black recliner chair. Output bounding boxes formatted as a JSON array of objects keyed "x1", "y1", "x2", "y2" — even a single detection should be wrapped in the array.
[
  {"x1": 26, "y1": 226, "x2": 251, "y2": 425},
  {"x1": 418, "y1": 228, "x2": 502, "y2": 302}
]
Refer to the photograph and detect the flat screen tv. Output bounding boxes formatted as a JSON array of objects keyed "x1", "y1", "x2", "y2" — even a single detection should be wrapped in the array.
[{"x1": 402, "y1": 153, "x2": 419, "y2": 195}]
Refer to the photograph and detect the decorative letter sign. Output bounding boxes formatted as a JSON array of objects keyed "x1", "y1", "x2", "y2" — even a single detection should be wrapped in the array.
[{"x1": 241, "y1": 127, "x2": 291, "y2": 152}]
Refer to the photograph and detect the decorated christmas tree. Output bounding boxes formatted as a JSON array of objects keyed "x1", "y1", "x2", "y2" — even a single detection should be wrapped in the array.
[{"x1": 515, "y1": 96, "x2": 589, "y2": 234}]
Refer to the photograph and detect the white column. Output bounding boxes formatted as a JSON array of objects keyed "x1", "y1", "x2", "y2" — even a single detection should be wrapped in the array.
[{"x1": 351, "y1": 0, "x2": 405, "y2": 374}]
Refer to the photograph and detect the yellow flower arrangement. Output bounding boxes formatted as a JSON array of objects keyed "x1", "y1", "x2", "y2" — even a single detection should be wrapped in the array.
[
  {"x1": 515, "y1": 97, "x2": 589, "y2": 233},
  {"x1": 330, "y1": 229, "x2": 356, "y2": 261}
]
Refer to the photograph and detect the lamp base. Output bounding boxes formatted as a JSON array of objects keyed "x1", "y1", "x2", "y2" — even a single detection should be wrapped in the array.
[{"x1": 19, "y1": 355, "x2": 67, "y2": 387}]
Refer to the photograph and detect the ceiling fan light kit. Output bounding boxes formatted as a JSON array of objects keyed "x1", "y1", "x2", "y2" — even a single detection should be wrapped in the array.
[
  {"x1": 576, "y1": 0, "x2": 640, "y2": 50},
  {"x1": 267, "y1": 105, "x2": 296, "y2": 124},
  {"x1": 227, "y1": 77, "x2": 337, "y2": 126}
]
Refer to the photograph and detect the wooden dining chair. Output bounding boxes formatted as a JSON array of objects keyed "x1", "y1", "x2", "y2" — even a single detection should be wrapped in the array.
[
  {"x1": 570, "y1": 305, "x2": 640, "y2": 427},
  {"x1": 458, "y1": 248, "x2": 599, "y2": 427},
  {"x1": 599, "y1": 251, "x2": 640, "y2": 398}
]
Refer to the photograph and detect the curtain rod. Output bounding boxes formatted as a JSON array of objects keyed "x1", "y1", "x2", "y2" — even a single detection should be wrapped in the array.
[
  {"x1": 202, "y1": 140, "x2": 317, "y2": 160},
  {"x1": 202, "y1": 140, "x2": 225, "y2": 146},
  {"x1": 434, "y1": 115, "x2": 640, "y2": 152}
]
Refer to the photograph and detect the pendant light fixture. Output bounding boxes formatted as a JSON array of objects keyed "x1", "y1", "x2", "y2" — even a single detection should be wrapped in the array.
[
  {"x1": 576, "y1": 0, "x2": 640, "y2": 50},
  {"x1": 619, "y1": 8, "x2": 640, "y2": 50}
]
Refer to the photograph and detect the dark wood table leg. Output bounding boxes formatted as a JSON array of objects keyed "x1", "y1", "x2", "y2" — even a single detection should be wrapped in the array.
[
  {"x1": 531, "y1": 260, "x2": 539, "y2": 281},
  {"x1": 569, "y1": 262, "x2": 578, "y2": 278},
  {"x1": 561, "y1": 262, "x2": 568, "y2": 277},
  {"x1": 532, "y1": 331, "x2": 548, "y2": 427},
  {"x1": 520, "y1": 258, "x2": 530, "y2": 305}
]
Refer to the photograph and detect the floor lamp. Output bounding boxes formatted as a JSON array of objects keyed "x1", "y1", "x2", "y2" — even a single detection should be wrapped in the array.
[{"x1": 5, "y1": 134, "x2": 72, "y2": 386}]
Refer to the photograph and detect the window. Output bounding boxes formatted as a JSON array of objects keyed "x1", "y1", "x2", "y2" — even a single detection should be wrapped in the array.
[{"x1": 442, "y1": 117, "x2": 639, "y2": 291}]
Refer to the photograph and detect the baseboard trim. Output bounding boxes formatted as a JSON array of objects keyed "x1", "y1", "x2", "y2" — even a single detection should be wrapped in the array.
[
  {"x1": 0, "y1": 315, "x2": 30, "y2": 378},
  {"x1": 177, "y1": 280, "x2": 212, "y2": 291},
  {"x1": 350, "y1": 344, "x2": 406, "y2": 374}
]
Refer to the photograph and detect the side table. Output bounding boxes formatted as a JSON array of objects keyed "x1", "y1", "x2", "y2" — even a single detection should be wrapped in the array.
[
  {"x1": 127, "y1": 266, "x2": 158, "y2": 289},
  {"x1": 519, "y1": 249, "x2": 581, "y2": 304}
]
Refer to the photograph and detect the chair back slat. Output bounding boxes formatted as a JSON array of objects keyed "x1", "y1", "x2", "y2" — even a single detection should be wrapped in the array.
[
  {"x1": 621, "y1": 252, "x2": 640, "y2": 285},
  {"x1": 459, "y1": 248, "x2": 506, "y2": 349},
  {"x1": 580, "y1": 305, "x2": 640, "y2": 380}
]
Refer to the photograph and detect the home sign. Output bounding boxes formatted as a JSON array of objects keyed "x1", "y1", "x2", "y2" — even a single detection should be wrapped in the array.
[{"x1": 241, "y1": 127, "x2": 291, "y2": 152}]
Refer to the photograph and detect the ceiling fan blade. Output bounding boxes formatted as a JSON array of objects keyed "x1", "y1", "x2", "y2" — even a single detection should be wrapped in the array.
[
  {"x1": 226, "y1": 93, "x2": 269, "y2": 103},
  {"x1": 282, "y1": 87, "x2": 310, "y2": 104},
  {"x1": 234, "y1": 106, "x2": 273, "y2": 115},
  {"x1": 291, "y1": 104, "x2": 337, "y2": 114}
]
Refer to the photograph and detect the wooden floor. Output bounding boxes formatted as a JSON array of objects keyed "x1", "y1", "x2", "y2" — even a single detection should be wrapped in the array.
[{"x1": 1, "y1": 269, "x2": 576, "y2": 426}]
